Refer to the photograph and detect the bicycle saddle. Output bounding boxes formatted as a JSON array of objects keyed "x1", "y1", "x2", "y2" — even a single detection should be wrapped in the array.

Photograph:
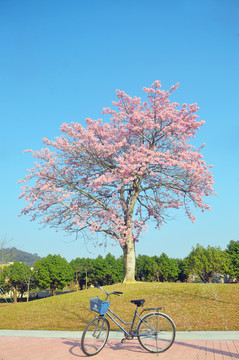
[{"x1": 131, "y1": 299, "x2": 145, "y2": 307}]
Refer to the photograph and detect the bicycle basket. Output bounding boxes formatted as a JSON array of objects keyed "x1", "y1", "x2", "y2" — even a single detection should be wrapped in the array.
[{"x1": 90, "y1": 296, "x2": 110, "y2": 315}]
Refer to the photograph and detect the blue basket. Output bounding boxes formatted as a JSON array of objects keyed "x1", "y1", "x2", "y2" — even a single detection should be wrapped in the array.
[{"x1": 90, "y1": 296, "x2": 110, "y2": 315}]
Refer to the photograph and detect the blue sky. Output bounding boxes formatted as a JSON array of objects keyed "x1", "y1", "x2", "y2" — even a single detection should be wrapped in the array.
[{"x1": 0, "y1": 0, "x2": 238, "y2": 261}]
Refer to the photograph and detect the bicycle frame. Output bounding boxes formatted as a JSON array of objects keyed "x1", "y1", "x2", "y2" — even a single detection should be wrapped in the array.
[
  {"x1": 82, "y1": 287, "x2": 176, "y2": 357},
  {"x1": 103, "y1": 305, "x2": 164, "y2": 338}
]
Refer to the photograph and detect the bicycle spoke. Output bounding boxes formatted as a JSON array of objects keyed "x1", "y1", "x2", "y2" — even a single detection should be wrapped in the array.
[
  {"x1": 137, "y1": 313, "x2": 175, "y2": 353},
  {"x1": 81, "y1": 317, "x2": 110, "y2": 356}
]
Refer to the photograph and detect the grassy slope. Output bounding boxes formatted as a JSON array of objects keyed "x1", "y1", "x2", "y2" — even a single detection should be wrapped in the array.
[{"x1": 0, "y1": 283, "x2": 238, "y2": 331}]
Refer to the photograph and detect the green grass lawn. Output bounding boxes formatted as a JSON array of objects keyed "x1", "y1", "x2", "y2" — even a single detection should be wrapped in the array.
[{"x1": 0, "y1": 282, "x2": 238, "y2": 331}]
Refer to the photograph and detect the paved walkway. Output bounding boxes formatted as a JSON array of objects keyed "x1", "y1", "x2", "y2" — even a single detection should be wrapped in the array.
[{"x1": 0, "y1": 331, "x2": 238, "y2": 360}]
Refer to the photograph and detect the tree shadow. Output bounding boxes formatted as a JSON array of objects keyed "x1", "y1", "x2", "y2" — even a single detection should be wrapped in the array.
[
  {"x1": 174, "y1": 289, "x2": 239, "y2": 306},
  {"x1": 175, "y1": 340, "x2": 239, "y2": 359}
]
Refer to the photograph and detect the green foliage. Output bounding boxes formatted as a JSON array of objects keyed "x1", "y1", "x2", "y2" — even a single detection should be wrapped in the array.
[
  {"x1": 70, "y1": 253, "x2": 124, "y2": 288},
  {"x1": 156, "y1": 253, "x2": 179, "y2": 282},
  {"x1": 187, "y1": 244, "x2": 230, "y2": 283},
  {"x1": 104, "y1": 253, "x2": 124, "y2": 284},
  {"x1": 34, "y1": 254, "x2": 74, "y2": 295},
  {"x1": 136, "y1": 253, "x2": 180, "y2": 282},
  {"x1": 92, "y1": 254, "x2": 124, "y2": 286},
  {"x1": 226, "y1": 240, "x2": 239, "y2": 280},
  {"x1": 176, "y1": 258, "x2": 191, "y2": 282},
  {"x1": 135, "y1": 255, "x2": 152, "y2": 281},
  {"x1": 0, "y1": 261, "x2": 34, "y2": 301},
  {"x1": 1, "y1": 240, "x2": 237, "y2": 296},
  {"x1": 70, "y1": 257, "x2": 94, "y2": 290}
]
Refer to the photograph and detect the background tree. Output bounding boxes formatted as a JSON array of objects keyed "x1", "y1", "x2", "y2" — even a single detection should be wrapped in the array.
[
  {"x1": 0, "y1": 267, "x2": 11, "y2": 298},
  {"x1": 70, "y1": 257, "x2": 94, "y2": 290},
  {"x1": 91, "y1": 253, "x2": 124, "y2": 285},
  {"x1": 136, "y1": 255, "x2": 153, "y2": 281},
  {"x1": 91, "y1": 255, "x2": 123, "y2": 286},
  {"x1": 89, "y1": 255, "x2": 107, "y2": 286},
  {"x1": 23, "y1": 266, "x2": 36, "y2": 302},
  {"x1": 149, "y1": 256, "x2": 162, "y2": 282},
  {"x1": 34, "y1": 254, "x2": 74, "y2": 296},
  {"x1": 136, "y1": 254, "x2": 179, "y2": 282},
  {"x1": 19, "y1": 81, "x2": 215, "y2": 282},
  {"x1": 226, "y1": 240, "x2": 239, "y2": 281},
  {"x1": 187, "y1": 244, "x2": 230, "y2": 283},
  {"x1": 70, "y1": 254, "x2": 124, "y2": 288},
  {"x1": 104, "y1": 253, "x2": 124, "y2": 285},
  {"x1": 1, "y1": 261, "x2": 33, "y2": 302},
  {"x1": 176, "y1": 258, "x2": 190, "y2": 282},
  {"x1": 156, "y1": 253, "x2": 179, "y2": 282}
]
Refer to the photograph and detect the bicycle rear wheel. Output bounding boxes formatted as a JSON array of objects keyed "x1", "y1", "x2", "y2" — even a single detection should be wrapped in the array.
[
  {"x1": 81, "y1": 316, "x2": 110, "y2": 356},
  {"x1": 137, "y1": 312, "x2": 175, "y2": 353}
]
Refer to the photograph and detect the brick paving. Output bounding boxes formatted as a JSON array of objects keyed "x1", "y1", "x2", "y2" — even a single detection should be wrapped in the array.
[{"x1": 0, "y1": 336, "x2": 239, "y2": 360}]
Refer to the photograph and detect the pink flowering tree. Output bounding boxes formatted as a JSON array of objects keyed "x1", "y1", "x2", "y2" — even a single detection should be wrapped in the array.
[{"x1": 19, "y1": 81, "x2": 214, "y2": 282}]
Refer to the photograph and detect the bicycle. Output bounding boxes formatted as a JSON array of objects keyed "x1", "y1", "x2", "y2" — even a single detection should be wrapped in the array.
[{"x1": 81, "y1": 286, "x2": 176, "y2": 356}]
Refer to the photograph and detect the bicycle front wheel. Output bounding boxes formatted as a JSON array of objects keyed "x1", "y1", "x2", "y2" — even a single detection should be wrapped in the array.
[
  {"x1": 137, "y1": 312, "x2": 175, "y2": 353},
  {"x1": 81, "y1": 316, "x2": 110, "y2": 356}
]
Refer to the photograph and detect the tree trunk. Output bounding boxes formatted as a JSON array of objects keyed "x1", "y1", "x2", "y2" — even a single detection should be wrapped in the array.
[
  {"x1": 13, "y1": 290, "x2": 18, "y2": 303},
  {"x1": 27, "y1": 283, "x2": 30, "y2": 302},
  {"x1": 85, "y1": 268, "x2": 88, "y2": 289},
  {"x1": 75, "y1": 274, "x2": 79, "y2": 291},
  {"x1": 51, "y1": 287, "x2": 56, "y2": 296},
  {"x1": 122, "y1": 240, "x2": 136, "y2": 283}
]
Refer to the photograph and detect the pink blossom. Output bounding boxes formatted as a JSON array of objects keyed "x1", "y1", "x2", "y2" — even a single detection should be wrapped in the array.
[{"x1": 19, "y1": 81, "x2": 215, "y2": 247}]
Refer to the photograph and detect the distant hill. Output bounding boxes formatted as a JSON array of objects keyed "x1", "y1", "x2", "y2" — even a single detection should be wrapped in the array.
[{"x1": 1, "y1": 247, "x2": 42, "y2": 267}]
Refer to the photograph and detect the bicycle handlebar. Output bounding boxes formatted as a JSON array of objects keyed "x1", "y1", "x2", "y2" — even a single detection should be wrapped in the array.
[
  {"x1": 96, "y1": 286, "x2": 123, "y2": 299},
  {"x1": 113, "y1": 291, "x2": 123, "y2": 295}
]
